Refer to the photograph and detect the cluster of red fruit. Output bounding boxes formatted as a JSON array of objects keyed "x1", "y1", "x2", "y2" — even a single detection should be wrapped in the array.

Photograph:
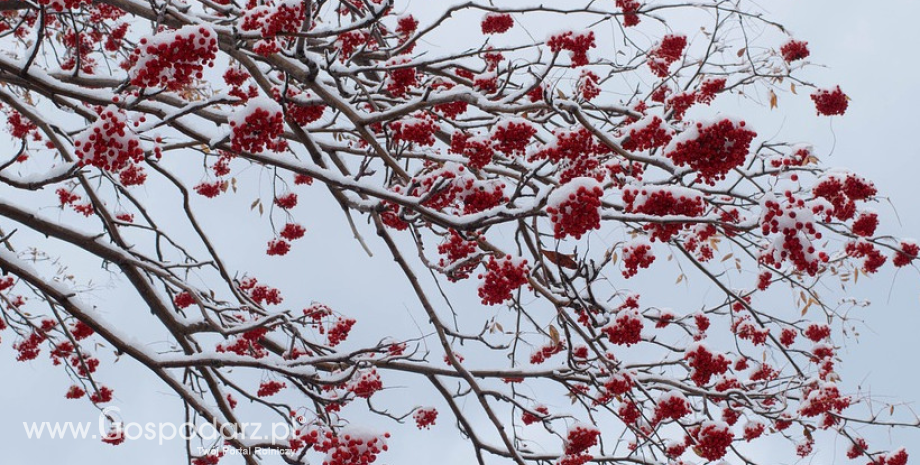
[
  {"x1": 664, "y1": 119, "x2": 757, "y2": 184},
  {"x1": 129, "y1": 26, "x2": 217, "y2": 90},
  {"x1": 480, "y1": 13, "x2": 514, "y2": 34},
  {"x1": 546, "y1": 179, "x2": 604, "y2": 239},
  {"x1": 477, "y1": 255, "x2": 529, "y2": 305},
  {"x1": 547, "y1": 31, "x2": 596, "y2": 67}
]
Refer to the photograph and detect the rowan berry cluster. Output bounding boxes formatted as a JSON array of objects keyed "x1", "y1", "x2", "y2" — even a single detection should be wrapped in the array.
[
  {"x1": 602, "y1": 309, "x2": 643, "y2": 346},
  {"x1": 616, "y1": 0, "x2": 641, "y2": 26},
  {"x1": 811, "y1": 86, "x2": 849, "y2": 116},
  {"x1": 652, "y1": 391, "x2": 691, "y2": 424},
  {"x1": 812, "y1": 172, "x2": 876, "y2": 220},
  {"x1": 648, "y1": 34, "x2": 687, "y2": 78},
  {"x1": 664, "y1": 119, "x2": 757, "y2": 184},
  {"x1": 577, "y1": 70, "x2": 601, "y2": 101},
  {"x1": 759, "y1": 193, "x2": 828, "y2": 275},
  {"x1": 546, "y1": 31, "x2": 596, "y2": 67},
  {"x1": 781, "y1": 39, "x2": 810, "y2": 62},
  {"x1": 564, "y1": 423, "x2": 600, "y2": 455},
  {"x1": 194, "y1": 181, "x2": 226, "y2": 198},
  {"x1": 685, "y1": 344, "x2": 730, "y2": 386},
  {"x1": 228, "y1": 98, "x2": 286, "y2": 153},
  {"x1": 257, "y1": 380, "x2": 286, "y2": 397},
  {"x1": 413, "y1": 408, "x2": 438, "y2": 429},
  {"x1": 450, "y1": 132, "x2": 494, "y2": 170},
  {"x1": 621, "y1": 240, "x2": 655, "y2": 278},
  {"x1": 239, "y1": 277, "x2": 283, "y2": 305},
  {"x1": 390, "y1": 114, "x2": 438, "y2": 146},
  {"x1": 845, "y1": 241, "x2": 887, "y2": 274},
  {"x1": 491, "y1": 119, "x2": 536, "y2": 156},
  {"x1": 623, "y1": 186, "x2": 705, "y2": 242},
  {"x1": 129, "y1": 26, "x2": 217, "y2": 90},
  {"x1": 173, "y1": 291, "x2": 195, "y2": 309},
  {"x1": 531, "y1": 128, "x2": 609, "y2": 184},
  {"x1": 522, "y1": 405, "x2": 549, "y2": 425},
  {"x1": 437, "y1": 229, "x2": 479, "y2": 281},
  {"x1": 74, "y1": 105, "x2": 145, "y2": 173},
  {"x1": 216, "y1": 327, "x2": 269, "y2": 358},
  {"x1": 530, "y1": 340, "x2": 565, "y2": 364},
  {"x1": 690, "y1": 421, "x2": 734, "y2": 461},
  {"x1": 347, "y1": 369, "x2": 383, "y2": 398},
  {"x1": 481, "y1": 13, "x2": 514, "y2": 34},
  {"x1": 894, "y1": 241, "x2": 919, "y2": 267},
  {"x1": 546, "y1": 178, "x2": 604, "y2": 239},
  {"x1": 241, "y1": 0, "x2": 304, "y2": 38},
  {"x1": 477, "y1": 255, "x2": 529, "y2": 305},
  {"x1": 621, "y1": 116, "x2": 673, "y2": 152},
  {"x1": 327, "y1": 317, "x2": 356, "y2": 347},
  {"x1": 385, "y1": 60, "x2": 417, "y2": 97}
]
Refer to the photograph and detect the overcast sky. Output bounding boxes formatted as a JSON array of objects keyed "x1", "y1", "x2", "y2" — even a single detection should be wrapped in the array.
[{"x1": 1, "y1": 0, "x2": 918, "y2": 464}]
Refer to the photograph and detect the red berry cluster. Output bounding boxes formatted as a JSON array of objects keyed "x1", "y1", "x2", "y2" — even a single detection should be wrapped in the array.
[
  {"x1": 623, "y1": 186, "x2": 705, "y2": 242},
  {"x1": 531, "y1": 128, "x2": 610, "y2": 184},
  {"x1": 851, "y1": 211, "x2": 879, "y2": 237},
  {"x1": 616, "y1": 0, "x2": 641, "y2": 27},
  {"x1": 664, "y1": 119, "x2": 757, "y2": 184},
  {"x1": 174, "y1": 291, "x2": 195, "y2": 309},
  {"x1": 621, "y1": 240, "x2": 655, "y2": 278},
  {"x1": 547, "y1": 31, "x2": 596, "y2": 67},
  {"x1": 129, "y1": 25, "x2": 217, "y2": 90},
  {"x1": 530, "y1": 340, "x2": 565, "y2": 364},
  {"x1": 194, "y1": 181, "x2": 226, "y2": 198},
  {"x1": 665, "y1": 91, "x2": 697, "y2": 121},
  {"x1": 216, "y1": 327, "x2": 269, "y2": 358},
  {"x1": 481, "y1": 13, "x2": 514, "y2": 34},
  {"x1": 14, "y1": 332, "x2": 45, "y2": 361},
  {"x1": 732, "y1": 316, "x2": 770, "y2": 345},
  {"x1": 648, "y1": 34, "x2": 687, "y2": 78},
  {"x1": 893, "y1": 241, "x2": 919, "y2": 267},
  {"x1": 845, "y1": 241, "x2": 887, "y2": 274},
  {"x1": 811, "y1": 86, "x2": 848, "y2": 116},
  {"x1": 477, "y1": 255, "x2": 529, "y2": 305},
  {"x1": 240, "y1": 277, "x2": 283, "y2": 305},
  {"x1": 653, "y1": 391, "x2": 691, "y2": 424},
  {"x1": 65, "y1": 385, "x2": 86, "y2": 399},
  {"x1": 564, "y1": 423, "x2": 600, "y2": 455},
  {"x1": 413, "y1": 407, "x2": 438, "y2": 429},
  {"x1": 621, "y1": 115, "x2": 673, "y2": 152},
  {"x1": 491, "y1": 119, "x2": 536, "y2": 155},
  {"x1": 690, "y1": 421, "x2": 734, "y2": 461},
  {"x1": 546, "y1": 179, "x2": 604, "y2": 239},
  {"x1": 385, "y1": 59, "x2": 417, "y2": 97},
  {"x1": 437, "y1": 229, "x2": 479, "y2": 281},
  {"x1": 780, "y1": 39, "x2": 810, "y2": 63},
  {"x1": 602, "y1": 309, "x2": 643, "y2": 346},
  {"x1": 798, "y1": 382, "x2": 851, "y2": 419},
  {"x1": 229, "y1": 98, "x2": 286, "y2": 153},
  {"x1": 297, "y1": 427, "x2": 389, "y2": 465},
  {"x1": 577, "y1": 70, "x2": 601, "y2": 101},
  {"x1": 450, "y1": 132, "x2": 495, "y2": 170},
  {"x1": 804, "y1": 323, "x2": 831, "y2": 342},
  {"x1": 335, "y1": 30, "x2": 374, "y2": 60},
  {"x1": 812, "y1": 172, "x2": 876, "y2": 220},
  {"x1": 759, "y1": 193, "x2": 829, "y2": 275},
  {"x1": 874, "y1": 448, "x2": 910, "y2": 465},
  {"x1": 257, "y1": 380, "x2": 286, "y2": 397},
  {"x1": 241, "y1": 0, "x2": 304, "y2": 38},
  {"x1": 522, "y1": 405, "x2": 549, "y2": 425},
  {"x1": 743, "y1": 420, "x2": 766, "y2": 441},
  {"x1": 347, "y1": 369, "x2": 383, "y2": 398},
  {"x1": 90, "y1": 386, "x2": 114, "y2": 404},
  {"x1": 327, "y1": 317, "x2": 356, "y2": 347},
  {"x1": 74, "y1": 105, "x2": 145, "y2": 172},
  {"x1": 390, "y1": 114, "x2": 438, "y2": 146},
  {"x1": 685, "y1": 343, "x2": 730, "y2": 386},
  {"x1": 697, "y1": 77, "x2": 727, "y2": 104}
]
